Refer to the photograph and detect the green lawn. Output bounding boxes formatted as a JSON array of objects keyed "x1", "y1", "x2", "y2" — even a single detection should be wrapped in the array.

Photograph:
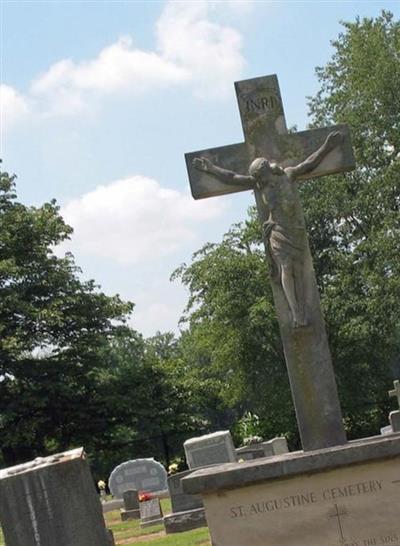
[{"x1": 0, "y1": 498, "x2": 211, "y2": 545}]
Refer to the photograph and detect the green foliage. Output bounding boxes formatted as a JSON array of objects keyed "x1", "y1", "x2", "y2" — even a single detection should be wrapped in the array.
[
  {"x1": 305, "y1": 10, "x2": 400, "y2": 435},
  {"x1": 0, "y1": 166, "x2": 135, "y2": 465},
  {"x1": 173, "y1": 214, "x2": 298, "y2": 445},
  {"x1": 233, "y1": 411, "x2": 263, "y2": 447}
]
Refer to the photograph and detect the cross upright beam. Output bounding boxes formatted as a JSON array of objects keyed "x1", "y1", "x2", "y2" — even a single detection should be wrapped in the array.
[{"x1": 185, "y1": 74, "x2": 356, "y2": 452}]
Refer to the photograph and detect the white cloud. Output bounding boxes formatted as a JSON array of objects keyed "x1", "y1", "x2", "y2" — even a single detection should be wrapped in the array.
[
  {"x1": 15, "y1": 0, "x2": 245, "y2": 118},
  {"x1": 60, "y1": 175, "x2": 225, "y2": 264},
  {"x1": 131, "y1": 301, "x2": 181, "y2": 336},
  {"x1": 30, "y1": 38, "x2": 189, "y2": 115},
  {"x1": 156, "y1": 1, "x2": 245, "y2": 99},
  {"x1": 0, "y1": 84, "x2": 30, "y2": 132}
]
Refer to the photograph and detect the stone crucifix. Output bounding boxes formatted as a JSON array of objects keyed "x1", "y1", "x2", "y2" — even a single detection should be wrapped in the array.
[{"x1": 185, "y1": 75, "x2": 355, "y2": 452}]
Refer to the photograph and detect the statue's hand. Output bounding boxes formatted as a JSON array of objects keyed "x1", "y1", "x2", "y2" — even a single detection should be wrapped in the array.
[
  {"x1": 193, "y1": 157, "x2": 213, "y2": 172},
  {"x1": 326, "y1": 130, "x2": 343, "y2": 149}
]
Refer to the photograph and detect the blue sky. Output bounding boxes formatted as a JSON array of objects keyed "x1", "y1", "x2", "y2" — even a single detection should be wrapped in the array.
[{"x1": 2, "y1": 0, "x2": 399, "y2": 336}]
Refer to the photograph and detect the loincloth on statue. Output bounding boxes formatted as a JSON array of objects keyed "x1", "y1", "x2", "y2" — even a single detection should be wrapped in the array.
[{"x1": 262, "y1": 221, "x2": 306, "y2": 280}]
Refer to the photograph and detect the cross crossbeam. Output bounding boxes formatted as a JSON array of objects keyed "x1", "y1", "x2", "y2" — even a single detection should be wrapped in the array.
[{"x1": 185, "y1": 74, "x2": 355, "y2": 451}]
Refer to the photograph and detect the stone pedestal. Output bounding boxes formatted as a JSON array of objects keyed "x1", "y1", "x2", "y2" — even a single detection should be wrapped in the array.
[
  {"x1": 163, "y1": 470, "x2": 206, "y2": 534},
  {"x1": 121, "y1": 508, "x2": 140, "y2": 521},
  {"x1": 0, "y1": 448, "x2": 110, "y2": 546},
  {"x1": 164, "y1": 507, "x2": 207, "y2": 534},
  {"x1": 183, "y1": 434, "x2": 400, "y2": 546}
]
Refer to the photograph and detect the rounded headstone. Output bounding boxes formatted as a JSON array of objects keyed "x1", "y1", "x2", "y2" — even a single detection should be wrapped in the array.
[{"x1": 108, "y1": 458, "x2": 167, "y2": 498}]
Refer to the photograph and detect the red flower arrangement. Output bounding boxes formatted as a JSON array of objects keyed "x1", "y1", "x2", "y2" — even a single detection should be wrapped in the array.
[{"x1": 138, "y1": 491, "x2": 154, "y2": 502}]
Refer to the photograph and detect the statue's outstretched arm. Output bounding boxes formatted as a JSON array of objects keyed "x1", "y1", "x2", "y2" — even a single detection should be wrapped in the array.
[
  {"x1": 193, "y1": 157, "x2": 253, "y2": 187},
  {"x1": 288, "y1": 131, "x2": 343, "y2": 179}
]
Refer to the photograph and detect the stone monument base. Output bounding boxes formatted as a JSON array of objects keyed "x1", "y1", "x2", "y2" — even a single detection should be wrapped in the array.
[
  {"x1": 140, "y1": 516, "x2": 164, "y2": 528},
  {"x1": 164, "y1": 507, "x2": 207, "y2": 534},
  {"x1": 183, "y1": 434, "x2": 400, "y2": 546},
  {"x1": 120, "y1": 508, "x2": 140, "y2": 521}
]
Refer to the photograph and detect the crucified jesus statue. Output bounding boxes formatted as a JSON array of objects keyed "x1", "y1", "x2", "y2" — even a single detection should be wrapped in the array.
[{"x1": 193, "y1": 130, "x2": 343, "y2": 328}]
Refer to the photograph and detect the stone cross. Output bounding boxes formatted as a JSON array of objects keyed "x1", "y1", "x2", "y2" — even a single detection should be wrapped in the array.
[
  {"x1": 185, "y1": 74, "x2": 355, "y2": 451},
  {"x1": 389, "y1": 380, "x2": 400, "y2": 409}
]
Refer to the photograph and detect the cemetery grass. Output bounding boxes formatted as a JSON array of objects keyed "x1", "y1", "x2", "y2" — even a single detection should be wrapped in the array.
[
  {"x1": 104, "y1": 498, "x2": 211, "y2": 546},
  {"x1": 0, "y1": 499, "x2": 211, "y2": 546}
]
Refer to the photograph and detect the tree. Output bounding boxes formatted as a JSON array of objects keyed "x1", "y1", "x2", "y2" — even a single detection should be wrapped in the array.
[
  {"x1": 305, "y1": 10, "x2": 400, "y2": 436},
  {"x1": 173, "y1": 214, "x2": 299, "y2": 446},
  {"x1": 0, "y1": 166, "x2": 134, "y2": 465}
]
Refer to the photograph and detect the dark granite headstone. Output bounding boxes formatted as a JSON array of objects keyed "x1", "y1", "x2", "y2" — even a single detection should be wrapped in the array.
[
  {"x1": 0, "y1": 448, "x2": 109, "y2": 546},
  {"x1": 120, "y1": 489, "x2": 140, "y2": 521},
  {"x1": 123, "y1": 489, "x2": 139, "y2": 510},
  {"x1": 168, "y1": 470, "x2": 203, "y2": 513}
]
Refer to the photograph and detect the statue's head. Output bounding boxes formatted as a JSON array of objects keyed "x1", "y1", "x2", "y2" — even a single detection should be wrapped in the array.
[
  {"x1": 249, "y1": 157, "x2": 272, "y2": 180},
  {"x1": 249, "y1": 157, "x2": 282, "y2": 181}
]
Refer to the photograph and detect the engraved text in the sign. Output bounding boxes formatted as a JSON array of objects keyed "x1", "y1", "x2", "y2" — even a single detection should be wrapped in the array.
[{"x1": 245, "y1": 94, "x2": 280, "y2": 113}]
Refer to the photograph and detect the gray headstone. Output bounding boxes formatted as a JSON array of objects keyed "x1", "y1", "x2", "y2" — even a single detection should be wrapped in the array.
[
  {"x1": 235, "y1": 444, "x2": 264, "y2": 461},
  {"x1": 168, "y1": 470, "x2": 203, "y2": 513},
  {"x1": 123, "y1": 489, "x2": 139, "y2": 510},
  {"x1": 120, "y1": 489, "x2": 140, "y2": 521},
  {"x1": 108, "y1": 458, "x2": 167, "y2": 498},
  {"x1": 380, "y1": 424, "x2": 393, "y2": 435},
  {"x1": 184, "y1": 431, "x2": 237, "y2": 470},
  {"x1": 261, "y1": 437, "x2": 289, "y2": 457},
  {"x1": 0, "y1": 448, "x2": 109, "y2": 546},
  {"x1": 139, "y1": 498, "x2": 163, "y2": 528},
  {"x1": 236, "y1": 437, "x2": 289, "y2": 461},
  {"x1": 389, "y1": 410, "x2": 400, "y2": 432}
]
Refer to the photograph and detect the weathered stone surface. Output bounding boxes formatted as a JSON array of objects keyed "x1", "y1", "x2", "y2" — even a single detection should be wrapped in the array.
[
  {"x1": 139, "y1": 498, "x2": 163, "y2": 528},
  {"x1": 236, "y1": 444, "x2": 265, "y2": 461},
  {"x1": 102, "y1": 498, "x2": 123, "y2": 513},
  {"x1": 389, "y1": 410, "x2": 400, "y2": 432},
  {"x1": 262, "y1": 437, "x2": 288, "y2": 456},
  {"x1": 108, "y1": 458, "x2": 167, "y2": 498},
  {"x1": 236, "y1": 437, "x2": 289, "y2": 461},
  {"x1": 183, "y1": 434, "x2": 400, "y2": 546},
  {"x1": 185, "y1": 74, "x2": 353, "y2": 452},
  {"x1": 381, "y1": 425, "x2": 393, "y2": 435},
  {"x1": 123, "y1": 489, "x2": 139, "y2": 510},
  {"x1": 120, "y1": 508, "x2": 140, "y2": 521},
  {"x1": 106, "y1": 529, "x2": 116, "y2": 546},
  {"x1": 164, "y1": 507, "x2": 207, "y2": 534},
  {"x1": 0, "y1": 448, "x2": 109, "y2": 546},
  {"x1": 184, "y1": 431, "x2": 237, "y2": 470},
  {"x1": 168, "y1": 470, "x2": 203, "y2": 513},
  {"x1": 183, "y1": 434, "x2": 400, "y2": 495}
]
